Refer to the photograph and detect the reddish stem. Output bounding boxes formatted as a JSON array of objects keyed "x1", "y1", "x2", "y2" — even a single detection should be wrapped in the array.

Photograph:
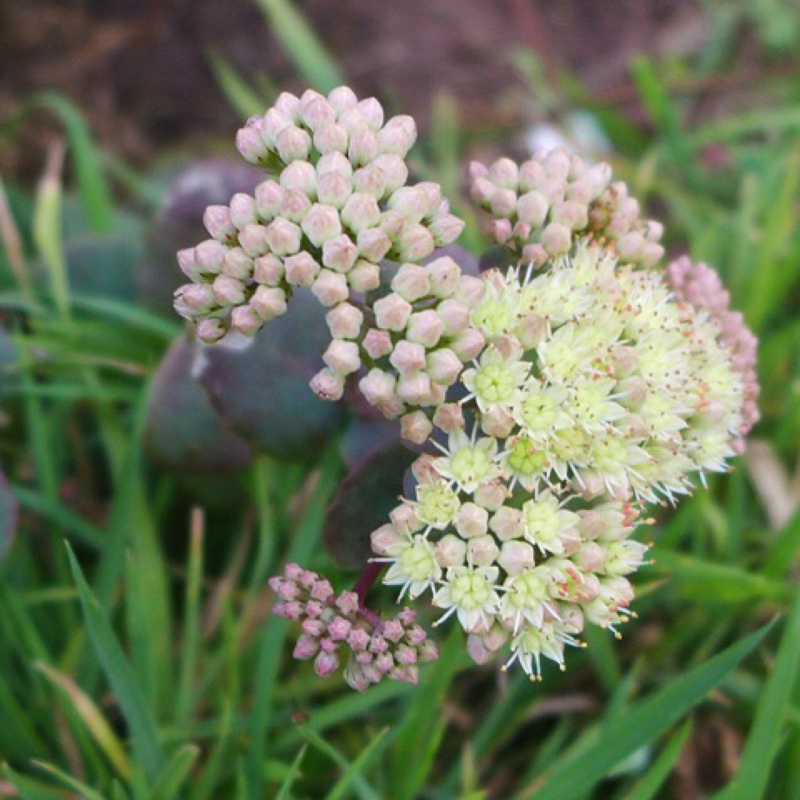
[{"x1": 352, "y1": 561, "x2": 386, "y2": 630}]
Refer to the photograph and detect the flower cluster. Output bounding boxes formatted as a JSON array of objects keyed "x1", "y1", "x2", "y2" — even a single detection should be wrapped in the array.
[
  {"x1": 173, "y1": 87, "x2": 463, "y2": 378},
  {"x1": 177, "y1": 86, "x2": 759, "y2": 688},
  {"x1": 371, "y1": 240, "x2": 751, "y2": 679},
  {"x1": 666, "y1": 256, "x2": 760, "y2": 454},
  {"x1": 270, "y1": 563, "x2": 438, "y2": 690},
  {"x1": 469, "y1": 151, "x2": 664, "y2": 268}
]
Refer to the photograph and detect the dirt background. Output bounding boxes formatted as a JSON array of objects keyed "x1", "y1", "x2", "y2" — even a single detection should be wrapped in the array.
[{"x1": 1, "y1": 0, "x2": 719, "y2": 183}]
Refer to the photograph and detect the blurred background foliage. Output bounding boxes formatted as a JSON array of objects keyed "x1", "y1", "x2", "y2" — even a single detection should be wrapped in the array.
[{"x1": 0, "y1": 0, "x2": 799, "y2": 797}]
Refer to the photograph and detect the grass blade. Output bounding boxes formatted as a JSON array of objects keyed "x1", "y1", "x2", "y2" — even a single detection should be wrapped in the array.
[{"x1": 625, "y1": 719, "x2": 692, "y2": 800}]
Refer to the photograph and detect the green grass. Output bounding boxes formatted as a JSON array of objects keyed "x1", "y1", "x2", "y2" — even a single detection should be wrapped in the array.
[{"x1": 1, "y1": 11, "x2": 799, "y2": 798}]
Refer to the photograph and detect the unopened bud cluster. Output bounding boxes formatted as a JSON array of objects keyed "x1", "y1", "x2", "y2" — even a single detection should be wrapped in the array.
[
  {"x1": 469, "y1": 150, "x2": 664, "y2": 268},
  {"x1": 174, "y1": 86, "x2": 464, "y2": 373},
  {"x1": 371, "y1": 240, "x2": 754, "y2": 679},
  {"x1": 270, "y1": 563, "x2": 438, "y2": 690}
]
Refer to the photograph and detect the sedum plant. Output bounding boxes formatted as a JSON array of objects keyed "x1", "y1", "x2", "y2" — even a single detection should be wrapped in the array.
[{"x1": 174, "y1": 86, "x2": 758, "y2": 689}]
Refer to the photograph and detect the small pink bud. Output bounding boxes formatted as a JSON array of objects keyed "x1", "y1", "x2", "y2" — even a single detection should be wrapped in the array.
[
  {"x1": 357, "y1": 227, "x2": 391, "y2": 262},
  {"x1": 274, "y1": 91, "x2": 301, "y2": 120},
  {"x1": 432, "y1": 402, "x2": 465, "y2": 433},
  {"x1": 317, "y1": 151, "x2": 353, "y2": 179},
  {"x1": 514, "y1": 314, "x2": 547, "y2": 349},
  {"x1": 396, "y1": 372, "x2": 433, "y2": 405},
  {"x1": 356, "y1": 97, "x2": 384, "y2": 130},
  {"x1": 434, "y1": 534, "x2": 466, "y2": 567},
  {"x1": 490, "y1": 507, "x2": 524, "y2": 541},
  {"x1": 468, "y1": 534, "x2": 499, "y2": 567},
  {"x1": 275, "y1": 125, "x2": 312, "y2": 163},
  {"x1": 255, "y1": 180, "x2": 285, "y2": 221},
  {"x1": 388, "y1": 187, "x2": 427, "y2": 223},
  {"x1": 390, "y1": 340, "x2": 426, "y2": 375},
  {"x1": 395, "y1": 224, "x2": 435, "y2": 261},
  {"x1": 347, "y1": 261, "x2": 381, "y2": 293},
  {"x1": 302, "y1": 618, "x2": 326, "y2": 637},
  {"x1": 400, "y1": 411, "x2": 433, "y2": 444},
  {"x1": 335, "y1": 591, "x2": 360, "y2": 616},
  {"x1": 204, "y1": 205, "x2": 236, "y2": 241},
  {"x1": 395, "y1": 644, "x2": 418, "y2": 666},
  {"x1": 426, "y1": 349, "x2": 463, "y2": 386},
  {"x1": 314, "y1": 122, "x2": 349, "y2": 155},
  {"x1": 450, "y1": 328, "x2": 486, "y2": 361},
  {"x1": 516, "y1": 190, "x2": 549, "y2": 227},
  {"x1": 541, "y1": 221, "x2": 571, "y2": 256},
  {"x1": 196, "y1": 318, "x2": 229, "y2": 343},
  {"x1": 348, "y1": 128, "x2": 379, "y2": 166},
  {"x1": 490, "y1": 187, "x2": 517, "y2": 217},
  {"x1": 428, "y1": 213, "x2": 464, "y2": 246},
  {"x1": 389, "y1": 503, "x2": 422, "y2": 535},
  {"x1": 391, "y1": 263, "x2": 430, "y2": 302},
  {"x1": 474, "y1": 481, "x2": 508, "y2": 512},
  {"x1": 518, "y1": 159, "x2": 546, "y2": 192},
  {"x1": 322, "y1": 234, "x2": 359, "y2": 272},
  {"x1": 174, "y1": 284, "x2": 216, "y2": 318},
  {"x1": 347, "y1": 627, "x2": 371, "y2": 652},
  {"x1": 222, "y1": 248, "x2": 253, "y2": 280},
  {"x1": 362, "y1": 328, "x2": 393, "y2": 359},
  {"x1": 378, "y1": 114, "x2": 417, "y2": 156},
  {"x1": 481, "y1": 407, "x2": 515, "y2": 438},
  {"x1": 323, "y1": 339, "x2": 361, "y2": 376},
  {"x1": 327, "y1": 616, "x2": 352, "y2": 641},
  {"x1": 341, "y1": 192, "x2": 381, "y2": 233},
  {"x1": 436, "y1": 299, "x2": 470, "y2": 335},
  {"x1": 489, "y1": 157, "x2": 519, "y2": 190},
  {"x1": 284, "y1": 252, "x2": 320, "y2": 287},
  {"x1": 470, "y1": 176, "x2": 495, "y2": 207},
  {"x1": 293, "y1": 635, "x2": 320, "y2": 660},
  {"x1": 314, "y1": 650, "x2": 340, "y2": 678},
  {"x1": 359, "y1": 368, "x2": 396, "y2": 406},
  {"x1": 343, "y1": 663, "x2": 370, "y2": 692},
  {"x1": 264, "y1": 218, "x2": 302, "y2": 257},
  {"x1": 312, "y1": 270, "x2": 349, "y2": 307},
  {"x1": 326, "y1": 302, "x2": 363, "y2": 340},
  {"x1": 491, "y1": 218, "x2": 513, "y2": 244},
  {"x1": 231, "y1": 305, "x2": 263, "y2": 335},
  {"x1": 418, "y1": 640, "x2": 439, "y2": 662},
  {"x1": 641, "y1": 241, "x2": 664, "y2": 267},
  {"x1": 497, "y1": 540, "x2": 534, "y2": 575},
  {"x1": 455, "y1": 275, "x2": 486, "y2": 308},
  {"x1": 177, "y1": 247, "x2": 201, "y2": 280},
  {"x1": 455, "y1": 503, "x2": 489, "y2": 539},
  {"x1": 316, "y1": 171, "x2": 353, "y2": 209},
  {"x1": 328, "y1": 85, "x2": 358, "y2": 113},
  {"x1": 279, "y1": 188, "x2": 312, "y2": 223},
  {"x1": 212, "y1": 275, "x2": 246, "y2": 306},
  {"x1": 229, "y1": 193, "x2": 257, "y2": 230},
  {"x1": 280, "y1": 160, "x2": 317, "y2": 196},
  {"x1": 391, "y1": 664, "x2": 419, "y2": 685},
  {"x1": 372, "y1": 154, "x2": 409, "y2": 194},
  {"x1": 425, "y1": 257, "x2": 461, "y2": 298},
  {"x1": 238, "y1": 223, "x2": 271, "y2": 258},
  {"x1": 236, "y1": 124, "x2": 268, "y2": 163},
  {"x1": 552, "y1": 200, "x2": 587, "y2": 230},
  {"x1": 253, "y1": 254, "x2": 284, "y2": 286},
  {"x1": 301, "y1": 203, "x2": 342, "y2": 248},
  {"x1": 309, "y1": 367, "x2": 345, "y2": 401},
  {"x1": 370, "y1": 523, "x2": 406, "y2": 557},
  {"x1": 374, "y1": 292, "x2": 413, "y2": 332}
]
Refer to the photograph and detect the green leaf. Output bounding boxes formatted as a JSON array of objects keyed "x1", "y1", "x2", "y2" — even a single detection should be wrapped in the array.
[
  {"x1": 275, "y1": 745, "x2": 307, "y2": 800},
  {"x1": 66, "y1": 543, "x2": 166, "y2": 779},
  {"x1": 326, "y1": 728, "x2": 390, "y2": 800},
  {"x1": 256, "y1": 0, "x2": 345, "y2": 92},
  {"x1": 150, "y1": 744, "x2": 200, "y2": 800},
  {"x1": 209, "y1": 52, "x2": 269, "y2": 118},
  {"x1": 625, "y1": 719, "x2": 692, "y2": 800},
  {"x1": 0, "y1": 468, "x2": 18, "y2": 559},
  {"x1": 528, "y1": 621, "x2": 774, "y2": 800},
  {"x1": 716, "y1": 588, "x2": 800, "y2": 799}
]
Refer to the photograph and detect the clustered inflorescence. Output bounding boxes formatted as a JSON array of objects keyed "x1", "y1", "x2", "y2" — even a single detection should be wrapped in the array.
[{"x1": 175, "y1": 86, "x2": 759, "y2": 688}]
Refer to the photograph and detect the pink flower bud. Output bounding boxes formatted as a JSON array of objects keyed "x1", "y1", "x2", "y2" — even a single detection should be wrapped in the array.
[
  {"x1": 238, "y1": 223, "x2": 271, "y2": 257},
  {"x1": 357, "y1": 228, "x2": 391, "y2": 262},
  {"x1": 222, "y1": 248, "x2": 253, "y2": 280},
  {"x1": 327, "y1": 616, "x2": 352, "y2": 641},
  {"x1": 388, "y1": 187, "x2": 427, "y2": 223},
  {"x1": 352, "y1": 164, "x2": 387, "y2": 199},
  {"x1": 309, "y1": 367, "x2": 345, "y2": 401},
  {"x1": 231, "y1": 305, "x2": 263, "y2": 335},
  {"x1": 265, "y1": 218, "x2": 302, "y2": 256},
  {"x1": 275, "y1": 125, "x2": 312, "y2": 163},
  {"x1": 374, "y1": 292, "x2": 412, "y2": 332},
  {"x1": 359, "y1": 369, "x2": 396, "y2": 406},
  {"x1": 389, "y1": 503, "x2": 422, "y2": 535},
  {"x1": 212, "y1": 275, "x2": 246, "y2": 306},
  {"x1": 250, "y1": 286, "x2": 287, "y2": 320},
  {"x1": 317, "y1": 151, "x2": 353, "y2": 179},
  {"x1": 255, "y1": 180, "x2": 285, "y2": 221},
  {"x1": 455, "y1": 502, "x2": 489, "y2": 539},
  {"x1": 312, "y1": 269, "x2": 349, "y2": 307},
  {"x1": 481, "y1": 407, "x2": 515, "y2": 438},
  {"x1": 641, "y1": 241, "x2": 664, "y2": 268},
  {"x1": 395, "y1": 224, "x2": 435, "y2": 261},
  {"x1": 370, "y1": 523, "x2": 406, "y2": 557},
  {"x1": 326, "y1": 302, "x2": 363, "y2": 340},
  {"x1": 280, "y1": 189, "x2": 312, "y2": 223},
  {"x1": 260, "y1": 107, "x2": 293, "y2": 146},
  {"x1": 341, "y1": 193, "x2": 381, "y2": 233},
  {"x1": 204, "y1": 205, "x2": 236, "y2": 242},
  {"x1": 316, "y1": 171, "x2": 353, "y2": 209},
  {"x1": 497, "y1": 540, "x2": 534, "y2": 575},
  {"x1": 347, "y1": 261, "x2": 381, "y2": 293},
  {"x1": 177, "y1": 248, "x2": 201, "y2": 280},
  {"x1": 491, "y1": 218, "x2": 513, "y2": 244},
  {"x1": 391, "y1": 263, "x2": 430, "y2": 302},
  {"x1": 302, "y1": 203, "x2": 342, "y2": 248},
  {"x1": 300, "y1": 94, "x2": 336, "y2": 131},
  {"x1": 468, "y1": 535, "x2": 499, "y2": 567},
  {"x1": 541, "y1": 221, "x2": 571, "y2": 256},
  {"x1": 396, "y1": 371, "x2": 433, "y2": 405},
  {"x1": 230, "y1": 193, "x2": 257, "y2": 229},
  {"x1": 434, "y1": 534, "x2": 467, "y2": 567},
  {"x1": 362, "y1": 328, "x2": 393, "y2": 359},
  {"x1": 302, "y1": 618, "x2": 326, "y2": 637},
  {"x1": 426, "y1": 348, "x2": 462, "y2": 386},
  {"x1": 514, "y1": 314, "x2": 547, "y2": 349},
  {"x1": 474, "y1": 481, "x2": 508, "y2": 512},
  {"x1": 466, "y1": 634, "x2": 492, "y2": 665},
  {"x1": 293, "y1": 635, "x2": 320, "y2": 660},
  {"x1": 572, "y1": 542, "x2": 606, "y2": 572},
  {"x1": 253, "y1": 254, "x2": 284, "y2": 286},
  {"x1": 518, "y1": 159, "x2": 546, "y2": 192},
  {"x1": 489, "y1": 157, "x2": 519, "y2": 190},
  {"x1": 377, "y1": 115, "x2": 417, "y2": 157},
  {"x1": 348, "y1": 128, "x2": 379, "y2": 166},
  {"x1": 280, "y1": 161, "x2": 317, "y2": 196},
  {"x1": 390, "y1": 340, "x2": 426, "y2": 375},
  {"x1": 395, "y1": 644, "x2": 418, "y2": 666},
  {"x1": 400, "y1": 411, "x2": 433, "y2": 444},
  {"x1": 284, "y1": 252, "x2": 320, "y2": 287},
  {"x1": 194, "y1": 239, "x2": 227, "y2": 274},
  {"x1": 382, "y1": 619, "x2": 405, "y2": 643},
  {"x1": 489, "y1": 506, "x2": 524, "y2": 540},
  {"x1": 236, "y1": 124, "x2": 268, "y2": 163},
  {"x1": 450, "y1": 328, "x2": 486, "y2": 361},
  {"x1": 455, "y1": 275, "x2": 486, "y2": 308},
  {"x1": 470, "y1": 176, "x2": 495, "y2": 207},
  {"x1": 433, "y1": 402, "x2": 465, "y2": 433},
  {"x1": 516, "y1": 190, "x2": 549, "y2": 227},
  {"x1": 347, "y1": 627, "x2": 371, "y2": 652},
  {"x1": 314, "y1": 650, "x2": 340, "y2": 678},
  {"x1": 274, "y1": 91, "x2": 301, "y2": 120},
  {"x1": 322, "y1": 234, "x2": 359, "y2": 272},
  {"x1": 174, "y1": 284, "x2": 216, "y2": 318},
  {"x1": 314, "y1": 123, "x2": 349, "y2": 155},
  {"x1": 552, "y1": 200, "x2": 588, "y2": 230},
  {"x1": 436, "y1": 299, "x2": 470, "y2": 335},
  {"x1": 356, "y1": 97, "x2": 384, "y2": 130},
  {"x1": 372, "y1": 154, "x2": 409, "y2": 194},
  {"x1": 424, "y1": 257, "x2": 460, "y2": 298},
  {"x1": 323, "y1": 339, "x2": 361, "y2": 376},
  {"x1": 328, "y1": 85, "x2": 358, "y2": 113},
  {"x1": 490, "y1": 188, "x2": 517, "y2": 217},
  {"x1": 369, "y1": 635, "x2": 389, "y2": 655},
  {"x1": 196, "y1": 318, "x2": 229, "y2": 343}
]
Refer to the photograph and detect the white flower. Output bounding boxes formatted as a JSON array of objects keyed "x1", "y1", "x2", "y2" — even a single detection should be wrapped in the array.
[
  {"x1": 433, "y1": 565, "x2": 501, "y2": 632},
  {"x1": 461, "y1": 347, "x2": 530, "y2": 412},
  {"x1": 414, "y1": 479, "x2": 461, "y2": 530},
  {"x1": 499, "y1": 567, "x2": 559, "y2": 633},
  {"x1": 381, "y1": 535, "x2": 442, "y2": 600},
  {"x1": 521, "y1": 491, "x2": 580, "y2": 556},
  {"x1": 433, "y1": 429, "x2": 501, "y2": 493}
]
